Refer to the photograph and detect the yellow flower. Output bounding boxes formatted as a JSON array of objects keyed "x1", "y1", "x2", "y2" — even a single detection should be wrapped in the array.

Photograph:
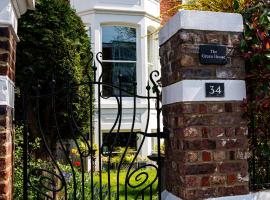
[{"x1": 70, "y1": 148, "x2": 78, "y2": 155}]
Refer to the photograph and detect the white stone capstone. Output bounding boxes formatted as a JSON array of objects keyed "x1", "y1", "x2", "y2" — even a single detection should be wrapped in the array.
[
  {"x1": 161, "y1": 190, "x2": 270, "y2": 200},
  {"x1": 159, "y1": 10, "x2": 244, "y2": 46},
  {"x1": 162, "y1": 80, "x2": 246, "y2": 105},
  {"x1": 0, "y1": 76, "x2": 14, "y2": 108}
]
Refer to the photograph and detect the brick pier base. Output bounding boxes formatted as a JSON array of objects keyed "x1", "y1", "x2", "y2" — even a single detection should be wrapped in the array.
[{"x1": 163, "y1": 102, "x2": 249, "y2": 199}]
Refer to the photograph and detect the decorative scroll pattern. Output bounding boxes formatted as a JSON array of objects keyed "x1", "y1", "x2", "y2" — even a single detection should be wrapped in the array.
[{"x1": 22, "y1": 52, "x2": 162, "y2": 200}]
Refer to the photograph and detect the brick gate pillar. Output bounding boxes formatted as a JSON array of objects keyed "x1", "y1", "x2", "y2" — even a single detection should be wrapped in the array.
[
  {"x1": 0, "y1": 1, "x2": 34, "y2": 199},
  {"x1": 159, "y1": 10, "x2": 249, "y2": 199}
]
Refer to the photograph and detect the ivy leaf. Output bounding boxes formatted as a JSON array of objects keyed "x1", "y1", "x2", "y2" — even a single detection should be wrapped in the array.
[
  {"x1": 233, "y1": 0, "x2": 239, "y2": 11},
  {"x1": 267, "y1": 64, "x2": 270, "y2": 70},
  {"x1": 240, "y1": 39, "x2": 248, "y2": 50},
  {"x1": 266, "y1": 54, "x2": 270, "y2": 60}
]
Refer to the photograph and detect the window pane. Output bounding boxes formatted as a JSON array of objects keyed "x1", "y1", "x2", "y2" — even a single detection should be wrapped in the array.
[
  {"x1": 103, "y1": 132, "x2": 137, "y2": 152},
  {"x1": 102, "y1": 62, "x2": 136, "y2": 97},
  {"x1": 102, "y1": 26, "x2": 136, "y2": 61}
]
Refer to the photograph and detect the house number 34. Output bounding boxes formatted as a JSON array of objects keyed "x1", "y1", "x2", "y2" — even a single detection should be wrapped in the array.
[{"x1": 205, "y1": 83, "x2": 225, "y2": 97}]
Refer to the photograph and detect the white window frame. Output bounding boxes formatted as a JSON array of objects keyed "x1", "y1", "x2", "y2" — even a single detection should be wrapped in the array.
[{"x1": 100, "y1": 25, "x2": 138, "y2": 96}]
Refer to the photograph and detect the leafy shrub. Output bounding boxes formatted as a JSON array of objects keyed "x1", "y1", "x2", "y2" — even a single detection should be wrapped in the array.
[
  {"x1": 58, "y1": 163, "x2": 113, "y2": 200},
  {"x1": 16, "y1": 0, "x2": 92, "y2": 149},
  {"x1": 241, "y1": 1, "x2": 270, "y2": 188},
  {"x1": 180, "y1": 0, "x2": 255, "y2": 13},
  {"x1": 14, "y1": 126, "x2": 47, "y2": 200}
]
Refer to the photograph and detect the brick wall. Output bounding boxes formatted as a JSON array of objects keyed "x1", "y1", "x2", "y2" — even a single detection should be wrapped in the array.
[
  {"x1": 160, "y1": 0, "x2": 180, "y2": 25},
  {"x1": 160, "y1": 30, "x2": 249, "y2": 199},
  {"x1": 0, "y1": 27, "x2": 16, "y2": 200}
]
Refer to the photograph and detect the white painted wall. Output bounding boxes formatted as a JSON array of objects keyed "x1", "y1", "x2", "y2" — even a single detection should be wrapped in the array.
[
  {"x1": 72, "y1": 0, "x2": 161, "y2": 160},
  {"x1": 71, "y1": 0, "x2": 160, "y2": 19}
]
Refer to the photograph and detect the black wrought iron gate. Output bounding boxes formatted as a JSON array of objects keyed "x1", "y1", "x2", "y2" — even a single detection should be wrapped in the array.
[{"x1": 21, "y1": 52, "x2": 163, "y2": 200}]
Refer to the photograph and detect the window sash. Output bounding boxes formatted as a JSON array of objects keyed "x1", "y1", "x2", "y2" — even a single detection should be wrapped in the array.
[{"x1": 102, "y1": 60, "x2": 136, "y2": 63}]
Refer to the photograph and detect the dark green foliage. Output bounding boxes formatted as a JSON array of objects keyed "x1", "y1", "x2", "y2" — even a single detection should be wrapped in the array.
[
  {"x1": 241, "y1": 1, "x2": 270, "y2": 188},
  {"x1": 16, "y1": 0, "x2": 90, "y2": 89},
  {"x1": 14, "y1": 126, "x2": 46, "y2": 200},
  {"x1": 16, "y1": 0, "x2": 91, "y2": 145}
]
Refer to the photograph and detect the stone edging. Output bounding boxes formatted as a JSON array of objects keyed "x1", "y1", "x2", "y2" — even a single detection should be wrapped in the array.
[{"x1": 159, "y1": 10, "x2": 244, "y2": 46}]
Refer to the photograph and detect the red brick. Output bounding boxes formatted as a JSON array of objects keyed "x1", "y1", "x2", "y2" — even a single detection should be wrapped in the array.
[
  {"x1": 196, "y1": 188, "x2": 216, "y2": 199},
  {"x1": 180, "y1": 54, "x2": 197, "y2": 67},
  {"x1": 184, "y1": 139, "x2": 216, "y2": 150},
  {"x1": 217, "y1": 185, "x2": 249, "y2": 196},
  {"x1": 183, "y1": 127, "x2": 201, "y2": 138},
  {"x1": 219, "y1": 161, "x2": 248, "y2": 173},
  {"x1": 235, "y1": 127, "x2": 248, "y2": 137},
  {"x1": 236, "y1": 150, "x2": 250, "y2": 160},
  {"x1": 174, "y1": 117, "x2": 184, "y2": 127},
  {"x1": 225, "y1": 103, "x2": 233, "y2": 112},
  {"x1": 0, "y1": 168, "x2": 12, "y2": 181},
  {"x1": 202, "y1": 127, "x2": 209, "y2": 138},
  {"x1": 0, "y1": 194, "x2": 10, "y2": 200},
  {"x1": 0, "y1": 28, "x2": 10, "y2": 37},
  {"x1": 209, "y1": 127, "x2": 225, "y2": 138},
  {"x1": 232, "y1": 57, "x2": 245, "y2": 68},
  {"x1": 233, "y1": 103, "x2": 244, "y2": 112},
  {"x1": 171, "y1": 161, "x2": 178, "y2": 172},
  {"x1": 206, "y1": 32, "x2": 222, "y2": 44},
  {"x1": 179, "y1": 31, "x2": 193, "y2": 43},
  {"x1": 0, "y1": 156, "x2": 12, "y2": 172},
  {"x1": 237, "y1": 173, "x2": 249, "y2": 183},
  {"x1": 210, "y1": 175, "x2": 226, "y2": 186},
  {"x1": 0, "y1": 144, "x2": 12, "y2": 158},
  {"x1": 199, "y1": 104, "x2": 207, "y2": 114},
  {"x1": 184, "y1": 115, "x2": 215, "y2": 126},
  {"x1": 0, "y1": 41, "x2": 10, "y2": 52},
  {"x1": 225, "y1": 128, "x2": 235, "y2": 137},
  {"x1": 208, "y1": 104, "x2": 224, "y2": 113},
  {"x1": 229, "y1": 33, "x2": 243, "y2": 46},
  {"x1": 181, "y1": 104, "x2": 198, "y2": 114},
  {"x1": 184, "y1": 189, "x2": 197, "y2": 200},
  {"x1": 184, "y1": 188, "x2": 217, "y2": 199},
  {"x1": 192, "y1": 32, "x2": 206, "y2": 43},
  {"x1": 0, "y1": 132, "x2": 11, "y2": 145},
  {"x1": 227, "y1": 174, "x2": 237, "y2": 185},
  {"x1": 185, "y1": 176, "x2": 200, "y2": 187},
  {"x1": 216, "y1": 138, "x2": 248, "y2": 149},
  {"x1": 185, "y1": 164, "x2": 216, "y2": 175},
  {"x1": 201, "y1": 176, "x2": 210, "y2": 187},
  {"x1": 228, "y1": 151, "x2": 236, "y2": 160},
  {"x1": 0, "y1": 54, "x2": 10, "y2": 64},
  {"x1": 186, "y1": 151, "x2": 199, "y2": 163},
  {"x1": 0, "y1": 181, "x2": 9, "y2": 195},
  {"x1": 202, "y1": 151, "x2": 212, "y2": 161},
  {"x1": 214, "y1": 151, "x2": 226, "y2": 161}
]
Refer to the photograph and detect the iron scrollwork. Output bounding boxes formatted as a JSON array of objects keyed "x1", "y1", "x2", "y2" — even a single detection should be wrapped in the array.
[{"x1": 22, "y1": 52, "x2": 163, "y2": 200}]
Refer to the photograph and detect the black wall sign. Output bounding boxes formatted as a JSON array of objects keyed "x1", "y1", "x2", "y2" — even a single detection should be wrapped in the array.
[
  {"x1": 205, "y1": 83, "x2": 225, "y2": 97},
  {"x1": 199, "y1": 45, "x2": 227, "y2": 65}
]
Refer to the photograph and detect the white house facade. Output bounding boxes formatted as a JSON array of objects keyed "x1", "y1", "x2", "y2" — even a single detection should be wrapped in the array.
[{"x1": 70, "y1": 0, "x2": 161, "y2": 160}]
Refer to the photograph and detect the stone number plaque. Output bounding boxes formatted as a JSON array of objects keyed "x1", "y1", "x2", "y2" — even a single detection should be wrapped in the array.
[
  {"x1": 199, "y1": 45, "x2": 227, "y2": 65},
  {"x1": 205, "y1": 83, "x2": 225, "y2": 97}
]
